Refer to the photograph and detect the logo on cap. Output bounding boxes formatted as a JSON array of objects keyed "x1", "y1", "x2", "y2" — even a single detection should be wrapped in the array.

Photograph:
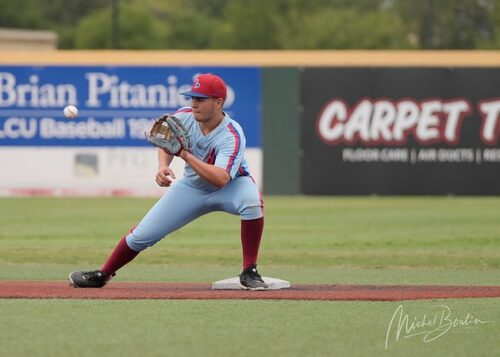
[{"x1": 179, "y1": 73, "x2": 227, "y2": 99}]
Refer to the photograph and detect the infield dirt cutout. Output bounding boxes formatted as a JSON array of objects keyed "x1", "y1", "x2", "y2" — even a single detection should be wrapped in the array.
[{"x1": 1, "y1": 281, "x2": 500, "y2": 301}]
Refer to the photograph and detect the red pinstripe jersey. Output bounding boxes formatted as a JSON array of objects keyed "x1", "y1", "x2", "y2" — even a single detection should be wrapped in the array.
[{"x1": 172, "y1": 107, "x2": 250, "y2": 190}]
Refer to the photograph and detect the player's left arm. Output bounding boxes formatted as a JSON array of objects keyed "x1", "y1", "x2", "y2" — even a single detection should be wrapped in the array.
[
  {"x1": 213, "y1": 124, "x2": 246, "y2": 180},
  {"x1": 179, "y1": 151, "x2": 230, "y2": 188},
  {"x1": 177, "y1": 122, "x2": 246, "y2": 189}
]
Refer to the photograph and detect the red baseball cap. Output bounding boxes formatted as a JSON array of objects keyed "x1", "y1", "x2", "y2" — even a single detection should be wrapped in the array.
[{"x1": 180, "y1": 73, "x2": 227, "y2": 99}]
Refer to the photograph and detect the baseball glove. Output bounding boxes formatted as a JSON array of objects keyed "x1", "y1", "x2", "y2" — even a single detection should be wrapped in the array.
[{"x1": 147, "y1": 114, "x2": 191, "y2": 155}]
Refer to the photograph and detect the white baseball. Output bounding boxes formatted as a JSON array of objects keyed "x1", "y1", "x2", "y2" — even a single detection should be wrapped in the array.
[{"x1": 63, "y1": 105, "x2": 79, "y2": 119}]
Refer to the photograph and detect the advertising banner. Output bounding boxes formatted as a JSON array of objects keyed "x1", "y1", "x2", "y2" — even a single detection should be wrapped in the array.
[
  {"x1": 301, "y1": 68, "x2": 500, "y2": 195},
  {"x1": 0, "y1": 66, "x2": 261, "y2": 147}
]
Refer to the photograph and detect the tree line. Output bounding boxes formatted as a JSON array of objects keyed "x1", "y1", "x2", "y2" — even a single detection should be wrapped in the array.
[{"x1": 0, "y1": 0, "x2": 499, "y2": 50}]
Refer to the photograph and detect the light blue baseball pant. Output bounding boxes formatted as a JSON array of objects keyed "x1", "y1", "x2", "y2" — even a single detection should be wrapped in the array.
[{"x1": 126, "y1": 176, "x2": 263, "y2": 252}]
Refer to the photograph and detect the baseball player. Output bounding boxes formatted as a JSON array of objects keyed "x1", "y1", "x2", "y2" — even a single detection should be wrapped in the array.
[{"x1": 69, "y1": 73, "x2": 267, "y2": 290}]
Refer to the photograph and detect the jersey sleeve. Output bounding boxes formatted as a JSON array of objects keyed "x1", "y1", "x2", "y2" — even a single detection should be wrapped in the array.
[
  {"x1": 214, "y1": 123, "x2": 246, "y2": 179},
  {"x1": 172, "y1": 107, "x2": 192, "y2": 121},
  {"x1": 171, "y1": 107, "x2": 194, "y2": 130}
]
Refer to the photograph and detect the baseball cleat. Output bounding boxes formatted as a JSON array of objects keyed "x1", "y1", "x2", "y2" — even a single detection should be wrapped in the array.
[
  {"x1": 239, "y1": 264, "x2": 268, "y2": 290},
  {"x1": 68, "y1": 270, "x2": 113, "y2": 288}
]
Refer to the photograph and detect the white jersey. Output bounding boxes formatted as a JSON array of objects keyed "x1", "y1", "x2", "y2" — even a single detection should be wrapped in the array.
[{"x1": 173, "y1": 107, "x2": 251, "y2": 191}]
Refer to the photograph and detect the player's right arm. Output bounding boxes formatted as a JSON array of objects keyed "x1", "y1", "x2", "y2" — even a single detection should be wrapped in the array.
[{"x1": 156, "y1": 148, "x2": 176, "y2": 187}]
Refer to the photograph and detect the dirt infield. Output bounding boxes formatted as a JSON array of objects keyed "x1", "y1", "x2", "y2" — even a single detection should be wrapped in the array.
[{"x1": 1, "y1": 281, "x2": 500, "y2": 301}]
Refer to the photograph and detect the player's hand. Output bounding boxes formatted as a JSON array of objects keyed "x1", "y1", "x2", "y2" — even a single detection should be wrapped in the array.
[
  {"x1": 178, "y1": 149, "x2": 190, "y2": 161},
  {"x1": 155, "y1": 166, "x2": 176, "y2": 187}
]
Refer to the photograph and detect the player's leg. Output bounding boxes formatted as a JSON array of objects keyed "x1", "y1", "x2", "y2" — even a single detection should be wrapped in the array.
[
  {"x1": 207, "y1": 176, "x2": 267, "y2": 290},
  {"x1": 69, "y1": 180, "x2": 209, "y2": 288},
  {"x1": 124, "y1": 181, "x2": 210, "y2": 252}
]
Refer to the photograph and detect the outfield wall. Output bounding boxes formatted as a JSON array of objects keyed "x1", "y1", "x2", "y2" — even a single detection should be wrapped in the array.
[
  {"x1": 1, "y1": 51, "x2": 499, "y2": 196},
  {"x1": 300, "y1": 67, "x2": 500, "y2": 195},
  {"x1": 0, "y1": 62, "x2": 262, "y2": 196}
]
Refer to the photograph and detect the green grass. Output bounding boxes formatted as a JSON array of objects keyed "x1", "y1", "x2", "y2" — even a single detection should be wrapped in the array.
[
  {"x1": 0, "y1": 196, "x2": 499, "y2": 356},
  {"x1": 0, "y1": 299, "x2": 498, "y2": 357},
  {"x1": 1, "y1": 196, "x2": 499, "y2": 271}
]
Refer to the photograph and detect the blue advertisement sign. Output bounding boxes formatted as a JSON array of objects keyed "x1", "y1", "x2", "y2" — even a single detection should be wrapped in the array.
[{"x1": 0, "y1": 66, "x2": 261, "y2": 147}]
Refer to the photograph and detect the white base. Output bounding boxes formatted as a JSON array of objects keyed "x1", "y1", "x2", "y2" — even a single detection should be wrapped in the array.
[{"x1": 212, "y1": 277, "x2": 291, "y2": 290}]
